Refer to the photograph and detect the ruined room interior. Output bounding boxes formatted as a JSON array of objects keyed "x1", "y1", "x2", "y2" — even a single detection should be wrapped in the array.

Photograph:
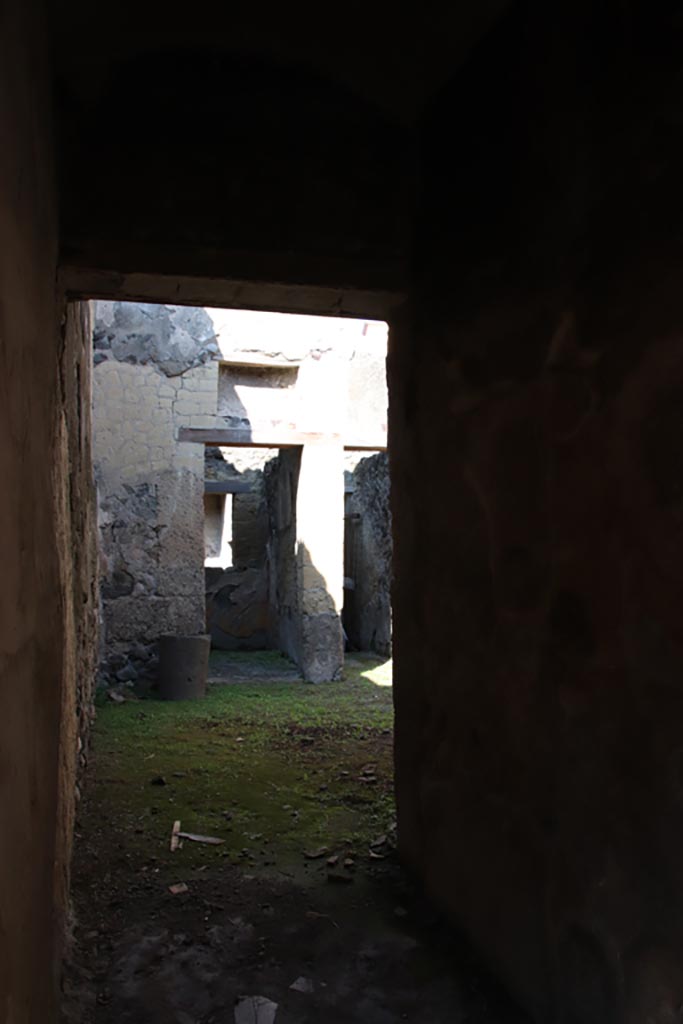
[
  {"x1": 93, "y1": 302, "x2": 391, "y2": 690},
  {"x1": 3, "y1": 2, "x2": 683, "y2": 1022}
]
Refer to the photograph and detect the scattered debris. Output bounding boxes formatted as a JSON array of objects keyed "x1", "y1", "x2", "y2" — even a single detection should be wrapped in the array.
[
  {"x1": 168, "y1": 882, "x2": 188, "y2": 895},
  {"x1": 170, "y1": 820, "x2": 182, "y2": 852},
  {"x1": 303, "y1": 846, "x2": 329, "y2": 860},
  {"x1": 177, "y1": 832, "x2": 225, "y2": 846},
  {"x1": 370, "y1": 835, "x2": 387, "y2": 849},
  {"x1": 236, "y1": 737, "x2": 245, "y2": 743},
  {"x1": 326, "y1": 854, "x2": 339, "y2": 867},
  {"x1": 343, "y1": 858, "x2": 355, "y2": 869},
  {"x1": 202, "y1": 898, "x2": 226, "y2": 912},
  {"x1": 106, "y1": 690, "x2": 125, "y2": 704},
  {"x1": 369, "y1": 850, "x2": 385, "y2": 860},
  {"x1": 289, "y1": 976, "x2": 314, "y2": 994},
  {"x1": 234, "y1": 995, "x2": 278, "y2": 1024},
  {"x1": 150, "y1": 775, "x2": 166, "y2": 786},
  {"x1": 327, "y1": 869, "x2": 353, "y2": 885}
]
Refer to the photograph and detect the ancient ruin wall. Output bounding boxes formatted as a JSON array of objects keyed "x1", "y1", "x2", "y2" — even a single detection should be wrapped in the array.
[
  {"x1": 93, "y1": 302, "x2": 217, "y2": 685},
  {"x1": 343, "y1": 452, "x2": 392, "y2": 656},
  {"x1": 265, "y1": 450, "x2": 302, "y2": 666},
  {"x1": 0, "y1": 6, "x2": 98, "y2": 1020}
]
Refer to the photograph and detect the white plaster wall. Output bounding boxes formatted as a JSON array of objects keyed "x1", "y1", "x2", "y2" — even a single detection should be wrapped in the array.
[{"x1": 207, "y1": 308, "x2": 388, "y2": 441}]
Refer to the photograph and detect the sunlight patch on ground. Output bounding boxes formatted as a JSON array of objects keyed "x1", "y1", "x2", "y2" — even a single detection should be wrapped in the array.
[{"x1": 362, "y1": 659, "x2": 392, "y2": 687}]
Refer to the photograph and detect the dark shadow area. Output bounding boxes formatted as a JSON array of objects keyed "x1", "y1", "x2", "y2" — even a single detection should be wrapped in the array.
[{"x1": 56, "y1": 48, "x2": 410, "y2": 289}]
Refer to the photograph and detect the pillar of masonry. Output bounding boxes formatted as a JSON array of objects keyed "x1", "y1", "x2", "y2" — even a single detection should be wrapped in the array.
[{"x1": 295, "y1": 439, "x2": 344, "y2": 682}]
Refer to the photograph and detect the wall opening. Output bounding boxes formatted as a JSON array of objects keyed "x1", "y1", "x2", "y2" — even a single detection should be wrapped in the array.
[
  {"x1": 70, "y1": 291, "x2": 521, "y2": 1024},
  {"x1": 91, "y1": 301, "x2": 391, "y2": 687},
  {"x1": 203, "y1": 492, "x2": 233, "y2": 568}
]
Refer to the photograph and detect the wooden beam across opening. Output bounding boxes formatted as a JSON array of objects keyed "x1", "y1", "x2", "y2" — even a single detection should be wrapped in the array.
[
  {"x1": 179, "y1": 424, "x2": 387, "y2": 451},
  {"x1": 204, "y1": 479, "x2": 253, "y2": 494},
  {"x1": 180, "y1": 426, "x2": 334, "y2": 448},
  {"x1": 343, "y1": 438, "x2": 389, "y2": 452}
]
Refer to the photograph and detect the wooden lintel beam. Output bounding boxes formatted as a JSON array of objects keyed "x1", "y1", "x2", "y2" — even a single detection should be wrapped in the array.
[
  {"x1": 180, "y1": 426, "x2": 387, "y2": 451},
  {"x1": 180, "y1": 427, "x2": 334, "y2": 448},
  {"x1": 204, "y1": 480, "x2": 253, "y2": 494},
  {"x1": 343, "y1": 439, "x2": 388, "y2": 452}
]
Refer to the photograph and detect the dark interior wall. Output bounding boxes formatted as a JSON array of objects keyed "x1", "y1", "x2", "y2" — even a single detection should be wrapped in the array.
[
  {"x1": 391, "y1": 3, "x2": 683, "y2": 1020},
  {"x1": 55, "y1": 49, "x2": 411, "y2": 294},
  {"x1": 50, "y1": 1, "x2": 516, "y2": 298},
  {"x1": 0, "y1": 3, "x2": 98, "y2": 1020}
]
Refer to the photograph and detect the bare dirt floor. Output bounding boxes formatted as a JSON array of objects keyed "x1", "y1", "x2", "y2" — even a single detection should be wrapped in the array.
[{"x1": 63, "y1": 652, "x2": 528, "y2": 1024}]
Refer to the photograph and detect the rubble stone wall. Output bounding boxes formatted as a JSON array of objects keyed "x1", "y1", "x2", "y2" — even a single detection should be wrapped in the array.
[
  {"x1": 343, "y1": 452, "x2": 392, "y2": 656},
  {"x1": 93, "y1": 302, "x2": 217, "y2": 685}
]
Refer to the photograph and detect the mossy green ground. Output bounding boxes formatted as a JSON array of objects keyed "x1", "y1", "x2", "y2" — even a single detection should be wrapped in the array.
[
  {"x1": 87, "y1": 652, "x2": 394, "y2": 885},
  {"x1": 68, "y1": 652, "x2": 528, "y2": 1024}
]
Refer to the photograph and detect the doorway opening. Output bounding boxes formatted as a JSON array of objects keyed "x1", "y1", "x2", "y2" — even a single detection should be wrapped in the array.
[
  {"x1": 64, "y1": 297, "x2": 525, "y2": 1024},
  {"x1": 93, "y1": 302, "x2": 390, "y2": 689}
]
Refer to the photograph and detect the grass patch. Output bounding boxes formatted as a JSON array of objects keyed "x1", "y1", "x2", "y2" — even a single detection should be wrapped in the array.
[{"x1": 84, "y1": 654, "x2": 394, "y2": 885}]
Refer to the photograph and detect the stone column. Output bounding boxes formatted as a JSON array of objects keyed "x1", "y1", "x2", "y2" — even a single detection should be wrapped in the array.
[{"x1": 295, "y1": 440, "x2": 344, "y2": 682}]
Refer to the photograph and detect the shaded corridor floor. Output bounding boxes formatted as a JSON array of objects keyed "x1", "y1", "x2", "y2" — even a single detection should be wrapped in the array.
[{"x1": 63, "y1": 653, "x2": 528, "y2": 1024}]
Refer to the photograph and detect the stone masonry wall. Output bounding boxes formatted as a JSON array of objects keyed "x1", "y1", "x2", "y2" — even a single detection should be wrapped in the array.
[
  {"x1": 265, "y1": 450, "x2": 302, "y2": 666},
  {"x1": 93, "y1": 302, "x2": 217, "y2": 686},
  {"x1": 343, "y1": 452, "x2": 392, "y2": 656}
]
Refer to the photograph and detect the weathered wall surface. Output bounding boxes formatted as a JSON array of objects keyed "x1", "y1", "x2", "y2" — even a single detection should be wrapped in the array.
[
  {"x1": 0, "y1": 5, "x2": 97, "y2": 1021},
  {"x1": 265, "y1": 451, "x2": 302, "y2": 667},
  {"x1": 53, "y1": 300, "x2": 99, "y2": 946},
  {"x1": 93, "y1": 302, "x2": 216, "y2": 685},
  {"x1": 265, "y1": 445, "x2": 344, "y2": 682},
  {"x1": 391, "y1": 6, "x2": 683, "y2": 1022},
  {"x1": 343, "y1": 453, "x2": 392, "y2": 656}
]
